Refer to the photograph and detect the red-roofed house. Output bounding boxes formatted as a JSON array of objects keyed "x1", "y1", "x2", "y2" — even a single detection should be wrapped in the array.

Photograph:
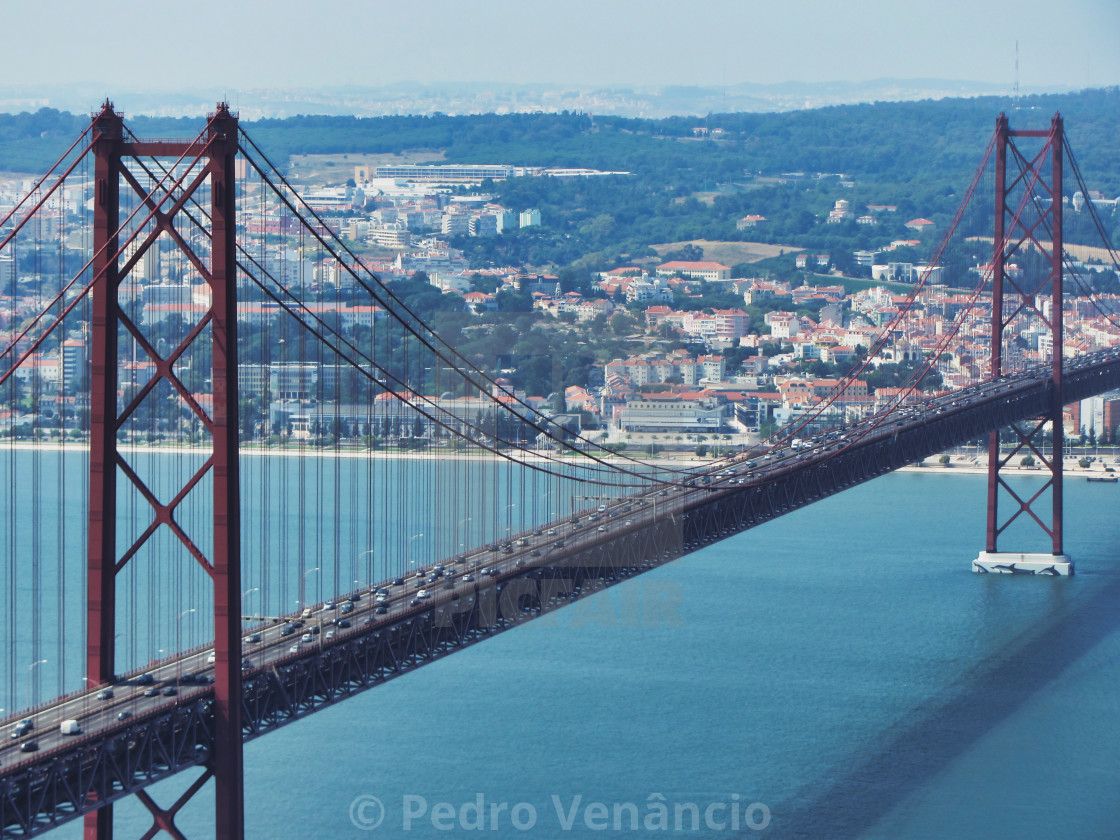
[
  {"x1": 462, "y1": 292, "x2": 497, "y2": 314},
  {"x1": 736, "y1": 215, "x2": 767, "y2": 230},
  {"x1": 645, "y1": 305, "x2": 675, "y2": 327}
]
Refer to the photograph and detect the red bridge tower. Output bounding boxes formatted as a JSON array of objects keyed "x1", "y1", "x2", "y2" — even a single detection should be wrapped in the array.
[{"x1": 973, "y1": 114, "x2": 1071, "y2": 576}]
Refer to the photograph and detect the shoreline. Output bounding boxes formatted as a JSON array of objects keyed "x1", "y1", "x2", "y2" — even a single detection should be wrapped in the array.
[{"x1": 3, "y1": 439, "x2": 1116, "y2": 476}]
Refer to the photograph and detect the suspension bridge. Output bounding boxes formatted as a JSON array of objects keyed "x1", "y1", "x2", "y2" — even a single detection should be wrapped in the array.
[{"x1": 0, "y1": 104, "x2": 1118, "y2": 839}]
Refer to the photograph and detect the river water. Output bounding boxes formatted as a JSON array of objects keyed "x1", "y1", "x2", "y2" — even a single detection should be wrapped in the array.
[{"x1": 24, "y1": 468, "x2": 1120, "y2": 838}]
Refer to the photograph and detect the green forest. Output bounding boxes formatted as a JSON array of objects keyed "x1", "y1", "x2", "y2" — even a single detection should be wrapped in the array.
[
  {"x1": 2, "y1": 88, "x2": 1117, "y2": 184},
  {"x1": 1, "y1": 88, "x2": 1117, "y2": 282}
]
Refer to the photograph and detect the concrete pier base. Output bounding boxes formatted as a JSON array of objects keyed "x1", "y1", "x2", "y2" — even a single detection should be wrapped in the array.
[{"x1": 973, "y1": 552, "x2": 1073, "y2": 576}]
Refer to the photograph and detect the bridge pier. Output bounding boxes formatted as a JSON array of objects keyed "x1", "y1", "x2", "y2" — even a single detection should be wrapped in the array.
[{"x1": 973, "y1": 552, "x2": 1072, "y2": 576}]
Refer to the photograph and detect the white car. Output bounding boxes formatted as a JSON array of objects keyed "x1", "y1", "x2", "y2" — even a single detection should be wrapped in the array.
[{"x1": 416, "y1": 589, "x2": 431, "y2": 599}]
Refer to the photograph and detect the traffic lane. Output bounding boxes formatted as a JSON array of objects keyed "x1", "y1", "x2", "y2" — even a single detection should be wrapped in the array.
[
  {"x1": 0, "y1": 424, "x2": 909, "y2": 757},
  {"x1": 0, "y1": 481, "x2": 765, "y2": 760}
]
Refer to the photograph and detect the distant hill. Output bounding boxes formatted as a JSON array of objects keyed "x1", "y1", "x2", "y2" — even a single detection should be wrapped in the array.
[
  {"x1": 0, "y1": 78, "x2": 1061, "y2": 121},
  {"x1": 0, "y1": 88, "x2": 1116, "y2": 277},
  {"x1": 0, "y1": 87, "x2": 1114, "y2": 193}
]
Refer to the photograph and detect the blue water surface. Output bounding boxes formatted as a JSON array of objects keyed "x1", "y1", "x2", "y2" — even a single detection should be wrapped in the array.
[{"x1": 45, "y1": 471, "x2": 1120, "y2": 838}]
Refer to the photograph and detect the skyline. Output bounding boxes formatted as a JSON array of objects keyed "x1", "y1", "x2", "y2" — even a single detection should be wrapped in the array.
[{"x1": 0, "y1": 0, "x2": 1117, "y2": 117}]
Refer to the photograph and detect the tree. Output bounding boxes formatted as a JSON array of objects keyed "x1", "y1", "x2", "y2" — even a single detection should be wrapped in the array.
[
  {"x1": 1020, "y1": 455, "x2": 1035, "y2": 467},
  {"x1": 472, "y1": 274, "x2": 501, "y2": 295},
  {"x1": 662, "y1": 243, "x2": 704, "y2": 262},
  {"x1": 610, "y1": 312, "x2": 638, "y2": 336},
  {"x1": 938, "y1": 454, "x2": 951, "y2": 465}
]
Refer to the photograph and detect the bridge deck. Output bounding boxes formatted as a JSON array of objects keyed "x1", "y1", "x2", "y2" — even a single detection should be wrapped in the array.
[{"x1": 4, "y1": 351, "x2": 1120, "y2": 837}]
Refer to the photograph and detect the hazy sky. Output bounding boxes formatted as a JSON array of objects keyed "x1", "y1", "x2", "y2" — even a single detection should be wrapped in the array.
[{"x1": 5, "y1": 0, "x2": 1118, "y2": 92}]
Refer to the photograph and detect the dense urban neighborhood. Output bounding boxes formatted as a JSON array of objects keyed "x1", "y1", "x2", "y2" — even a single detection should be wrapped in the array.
[{"x1": 2, "y1": 95, "x2": 1119, "y2": 453}]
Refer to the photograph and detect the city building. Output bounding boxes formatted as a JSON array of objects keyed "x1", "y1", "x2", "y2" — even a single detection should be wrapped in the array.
[{"x1": 654, "y1": 261, "x2": 731, "y2": 282}]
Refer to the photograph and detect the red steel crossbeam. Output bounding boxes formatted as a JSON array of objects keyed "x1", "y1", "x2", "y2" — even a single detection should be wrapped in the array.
[
  {"x1": 985, "y1": 113, "x2": 1065, "y2": 555},
  {"x1": 85, "y1": 101, "x2": 244, "y2": 840},
  {"x1": 136, "y1": 769, "x2": 213, "y2": 840}
]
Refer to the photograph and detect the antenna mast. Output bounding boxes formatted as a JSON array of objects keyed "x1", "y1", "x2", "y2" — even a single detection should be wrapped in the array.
[{"x1": 1014, "y1": 41, "x2": 1020, "y2": 106}]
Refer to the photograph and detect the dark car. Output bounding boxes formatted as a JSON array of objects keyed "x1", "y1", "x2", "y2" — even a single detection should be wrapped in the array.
[
  {"x1": 117, "y1": 710, "x2": 133, "y2": 721},
  {"x1": 144, "y1": 687, "x2": 159, "y2": 697},
  {"x1": 19, "y1": 741, "x2": 38, "y2": 753},
  {"x1": 136, "y1": 673, "x2": 154, "y2": 685},
  {"x1": 336, "y1": 619, "x2": 351, "y2": 628},
  {"x1": 162, "y1": 686, "x2": 177, "y2": 697},
  {"x1": 97, "y1": 688, "x2": 114, "y2": 700},
  {"x1": 375, "y1": 605, "x2": 388, "y2": 615}
]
